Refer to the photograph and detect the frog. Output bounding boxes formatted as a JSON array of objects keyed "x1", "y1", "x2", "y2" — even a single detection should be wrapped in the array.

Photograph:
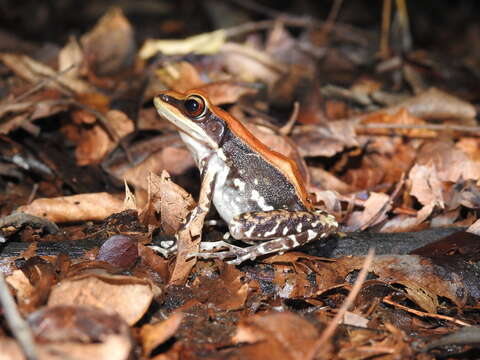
[{"x1": 153, "y1": 89, "x2": 338, "y2": 264}]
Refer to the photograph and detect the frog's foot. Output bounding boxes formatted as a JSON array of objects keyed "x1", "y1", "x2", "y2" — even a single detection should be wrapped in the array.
[
  {"x1": 189, "y1": 240, "x2": 250, "y2": 264},
  {"x1": 148, "y1": 239, "x2": 178, "y2": 258}
]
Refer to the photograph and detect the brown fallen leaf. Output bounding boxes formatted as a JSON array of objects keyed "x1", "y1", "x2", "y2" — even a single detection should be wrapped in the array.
[
  {"x1": 0, "y1": 53, "x2": 94, "y2": 94},
  {"x1": 0, "y1": 93, "x2": 69, "y2": 134},
  {"x1": 26, "y1": 305, "x2": 132, "y2": 360},
  {"x1": 220, "y1": 42, "x2": 284, "y2": 90},
  {"x1": 168, "y1": 170, "x2": 211, "y2": 285},
  {"x1": 17, "y1": 192, "x2": 126, "y2": 223},
  {"x1": 197, "y1": 81, "x2": 258, "y2": 105},
  {"x1": 335, "y1": 254, "x2": 467, "y2": 308},
  {"x1": 58, "y1": 36, "x2": 85, "y2": 79},
  {"x1": 232, "y1": 312, "x2": 319, "y2": 360},
  {"x1": 292, "y1": 119, "x2": 359, "y2": 158},
  {"x1": 360, "y1": 108, "x2": 437, "y2": 138},
  {"x1": 48, "y1": 271, "x2": 155, "y2": 325},
  {"x1": 355, "y1": 87, "x2": 476, "y2": 123},
  {"x1": 417, "y1": 140, "x2": 480, "y2": 183},
  {"x1": 81, "y1": 7, "x2": 136, "y2": 75},
  {"x1": 143, "y1": 171, "x2": 194, "y2": 235},
  {"x1": 140, "y1": 312, "x2": 183, "y2": 357},
  {"x1": 75, "y1": 109, "x2": 134, "y2": 165},
  {"x1": 140, "y1": 29, "x2": 226, "y2": 59},
  {"x1": 155, "y1": 61, "x2": 205, "y2": 94},
  {"x1": 408, "y1": 163, "x2": 444, "y2": 207},
  {"x1": 121, "y1": 147, "x2": 194, "y2": 192},
  {"x1": 346, "y1": 192, "x2": 391, "y2": 231}
]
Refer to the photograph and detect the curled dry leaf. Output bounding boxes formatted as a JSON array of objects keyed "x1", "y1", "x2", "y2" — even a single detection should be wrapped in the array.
[
  {"x1": 48, "y1": 271, "x2": 155, "y2": 325},
  {"x1": 58, "y1": 36, "x2": 85, "y2": 79},
  {"x1": 360, "y1": 108, "x2": 437, "y2": 138},
  {"x1": 140, "y1": 29, "x2": 226, "y2": 59},
  {"x1": 335, "y1": 255, "x2": 468, "y2": 308},
  {"x1": 155, "y1": 61, "x2": 205, "y2": 94},
  {"x1": 408, "y1": 163, "x2": 444, "y2": 207},
  {"x1": 17, "y1": 192, "x2": 125, "y2": 223},
  {"x1": 151, "y1": 170, "x2": 194, "y2": 234},
  {"x1": 195, "y1": 262, "x2": 249, "y2": 310},
  {"x1": 346, "y1": 192, "x2": 391, "y2": 231},
  {"x1": 0, "y1": 53, "x2": 94, "y2": 94},
  {"x1": 292, "y1": 120, "x2": 358, "y2": 158},
  {"x1": 232, "y1": 312, "x2": 319, "y2": 360},
  {"x1": 355, "y1": 87, "x2": 476, "y2": 123},
  {"x1": 80, "y1": 7, "x2": 136, "y2": 75},
  {"x1": 75, "y1": 109, "x2": 134, "y2": 166},
  {"x1": 140, "y1": 312, "x2": 183, "y2": 357},
  {"x1": 27, "y1": 305, "x2": 132, "y2": 360},
  {"x1": 220, "y1": 42, "x2": 283, "y2": 89},
  {"x1": 121, "y1": 147, "x2": 194, "y2": 191},
  {"x1": 417, "y1": 141, "x2": 480, "y2": 183},
  {"x1": 0, "y1": 94, "x2": 70, "y2": 135},
  {"x1": 197, "y1": 81, "x2": 258, "y2": 106}
]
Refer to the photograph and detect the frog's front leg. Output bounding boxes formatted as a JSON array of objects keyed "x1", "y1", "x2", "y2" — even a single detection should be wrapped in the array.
[
  {"x1": 151, "y1": 157, "x2": 217, "y2": 258},
  {"x1": 196, "y1": 209, "x2": 338, "y2": 264}
]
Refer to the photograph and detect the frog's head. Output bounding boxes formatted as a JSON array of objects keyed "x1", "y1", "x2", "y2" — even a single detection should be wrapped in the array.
[{"x1": 154, "y1": 89, "x2": 226, "y2": 150}]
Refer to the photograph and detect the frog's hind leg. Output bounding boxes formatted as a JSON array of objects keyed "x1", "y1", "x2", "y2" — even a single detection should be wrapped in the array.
[
  {"x1": 231, "y1": 230, "x2": 331, "y2": 264},
  {"x1": 195, "y1": 226, "x2": 334, "y2": 265}
]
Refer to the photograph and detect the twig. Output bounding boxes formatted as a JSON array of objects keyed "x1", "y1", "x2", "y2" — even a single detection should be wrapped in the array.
[
  {"x1": 13, "y1": 64, "x2": 77, "y2": 103},
  {"x1": 395, "y1": 0, "x2": 412, "y2": 53},
  {"x1": 358, "y1": 122, "x2": 480, "y2": 136},
  {"x1": 379, "y1": 0, "x2": 392, "y2": 59},
  {"x1": 382, "y1": 297, "x2": 471, "y2": 327},
  {"x1": 279, "y1": 101, "x2": 299, "y2": 136},
  {"x1": 0, "y1": 272, "x2": 38, "y2": 360},
  {"x1": 26, "y1": 184, "x2": 39, "y2": 205},
  {"x1": 307, "y1": 249, "x2": 375, "y2": 360},
  {"x1": 317, "y1": 0, "x2": 344, "y2": 43}
]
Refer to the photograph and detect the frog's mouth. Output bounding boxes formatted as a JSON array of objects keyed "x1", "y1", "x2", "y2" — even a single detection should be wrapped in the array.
[{"x1": 154, "y1": 95, "x2": 218, "y2": 150}]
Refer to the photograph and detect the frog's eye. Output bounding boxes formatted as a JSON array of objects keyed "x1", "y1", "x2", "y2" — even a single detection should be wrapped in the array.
[{"x1": 184, "y1": 95, "x2": 207, "y2": 119}]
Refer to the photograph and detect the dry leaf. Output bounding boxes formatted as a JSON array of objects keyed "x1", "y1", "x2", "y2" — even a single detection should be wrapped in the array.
[
  {"x1": 140, "y1": 29, "x2": 226, "y2": 58},
  {"x1": 75, "y1": 109, "x2": 134, "y2": 165},
  {"x1": 347, "y1": 192, "x2": 391, "y2": 231},
  {"x1": 417, "y1": 141, "x2": 480, "y2": 183},
  {"x1": 81, "y1": 7, "x2": 136, "y2": 75},
  {"x1": 156, "y1": 170, "x2": 194, "y2": 234},
  {"x1": 155, "y1": 61, "x2": 205, "y2": 94},
  {"x1": 0, "y1": 53, "x2": 94, "y2": 94},
  {"x1": 48, "y1": 273, "x2": 154, "y2": 325},
  {"x1": 408, "y1": 163, "x2": 444, "y2": 207},
  {"x1": 233, "y1": 312, "x2": 319, "y2": 360},
  {"x1": 140, "y1": 312, "x2": 183, "y2": 356},
  {"x1": 18, "y1": 192, "x2": 125, "y2": 222}
]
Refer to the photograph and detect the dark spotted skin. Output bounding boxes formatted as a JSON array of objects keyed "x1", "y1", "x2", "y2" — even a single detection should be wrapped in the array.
[{"x1": 221, "y1": 131, "x2": 306, "y2": 213}]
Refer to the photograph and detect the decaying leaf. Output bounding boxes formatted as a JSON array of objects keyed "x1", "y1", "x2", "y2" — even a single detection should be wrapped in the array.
[
  {"x1": 80, "y1": 7, "x2": 136, "y2": 75},
  {"x1": 48, "y1": 270, "x2": 155, "y2": 325},
  {"x1": 140, "y1": 312, "x2": 183, "y2": 356},
  {"x1": 17, "y1": 193, "x2": 127, "y2": 223},
  {"x1": 233, "y1": 312, "x2": 319, "y2": 360}
]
